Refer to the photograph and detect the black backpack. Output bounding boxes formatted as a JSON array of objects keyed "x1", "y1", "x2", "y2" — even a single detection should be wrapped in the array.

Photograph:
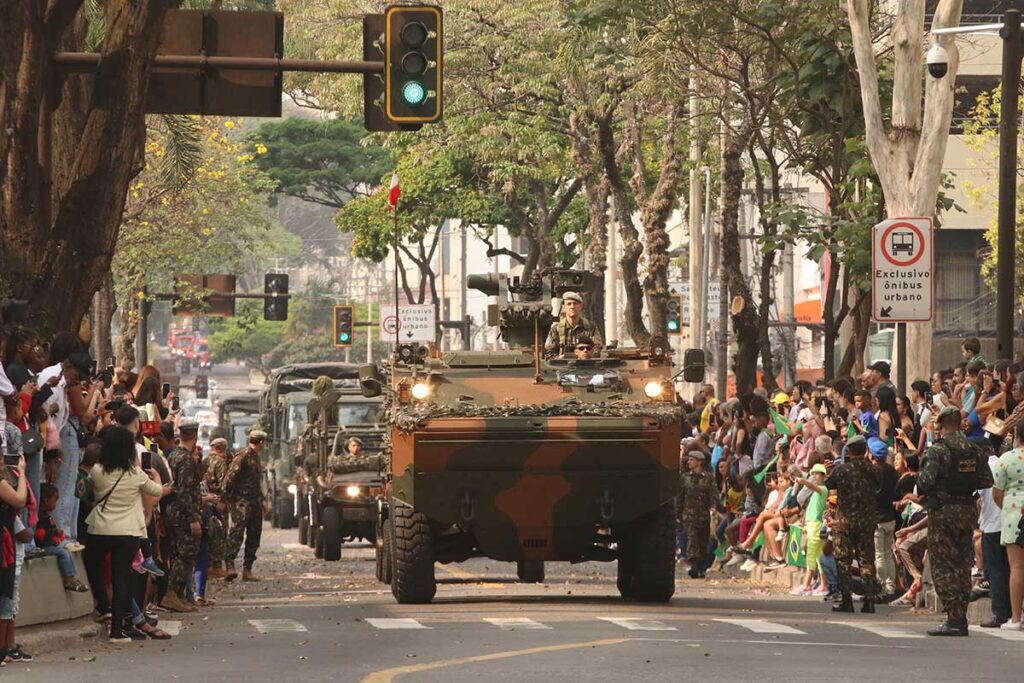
[{"x1": 936, "y1": 437, "x2": 984, "y2": 498}]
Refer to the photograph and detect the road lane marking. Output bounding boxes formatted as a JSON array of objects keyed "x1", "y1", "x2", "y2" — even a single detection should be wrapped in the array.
[
  {"x1": 438, "y1": 564, "x2": 476, "y2": 580},
  {"x1": 281, "y1": 543, "x2": 309, "y2": 550},
  {"x1": 598, "y1": 617, "x2": 677, "y2": 631},
  {"x1": 714, "y1": 619, "x2": 805, "y2": 635},
  {"x1": 977, "y1": 628, "x2": 1024, "y2": 641},
  {"x1": 484, "y1": 618, "x2": 551, "y2": 630},
  {"x1": 828, "y1": 621, "x2": 924, "y2": 639},
  {"x1": 248, "y1": 619, "x2": 308, "y2": 633},
  {"x1": 366, "y1": 618, "x2": 431, "y2": 630},
  {"x1": 361, "y1": 638, "x2": 631, "y2": 683},
  {"x1": 160, "y1": 620, "x2": 182, "y2": 636}
]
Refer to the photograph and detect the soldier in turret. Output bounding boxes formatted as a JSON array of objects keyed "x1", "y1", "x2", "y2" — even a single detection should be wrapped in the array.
[
  {"x1": 544, "y1": 292, "x2": 603, "y2": 357},
  {"x1": 328, "y1": 436, "x2": 376, "y2": 475}
]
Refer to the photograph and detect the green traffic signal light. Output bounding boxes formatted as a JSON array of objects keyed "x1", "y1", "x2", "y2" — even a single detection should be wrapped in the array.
[
  {"x1": 402, "y1": 81, "x2": 427, "y2": 107},
  {"x1": 667, "y1": 320, "x2": 679, "y2": 332},
  {"x1": 340, "y1": 332, "x2": 351, "y2": 343}
]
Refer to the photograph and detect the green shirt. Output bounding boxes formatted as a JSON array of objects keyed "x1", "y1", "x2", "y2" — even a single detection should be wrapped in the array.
[{"x1": 806, "y1": 489, "x2": 826, "y2": 523}]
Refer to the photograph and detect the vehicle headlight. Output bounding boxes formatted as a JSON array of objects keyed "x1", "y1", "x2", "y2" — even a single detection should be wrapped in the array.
[
  {"x1": 287, "y1": 484, "x2": 297, "y2": 495},
  {"x1": 346, "y1": 485, "x2": 361, "y2": 498},
  {"x1": 411, "y1": 382, "x2": 431, "y2": 400},
  {"x1": 644, "y1": 381, "x2": 665, "y2": 399}
]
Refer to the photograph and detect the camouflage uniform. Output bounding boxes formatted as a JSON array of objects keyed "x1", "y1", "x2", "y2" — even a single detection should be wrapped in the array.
[
  {"x1": 224, "y1": 446, "x2": 266, "y2": 568},
  {"x1": 544, "y1": 316, "x2": 603, "y2": 356},
  {"x1": 676, "y1": 469, "x2": 718, "y2": 568},
  {"x1": 918, "y1": 433, "x2": 994, "y2": 623},
  {"x1": 166, "y1": 446, "x2": 201, "y2": 598},
  {"x1": 204, "y1": 452, "x2": 229, "y2": 564},
  {"x1": 825, "y1": 458, "x2": 881, "y2": 600}
]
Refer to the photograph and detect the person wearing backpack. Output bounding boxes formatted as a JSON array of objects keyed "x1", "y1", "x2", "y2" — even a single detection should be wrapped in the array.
[{"x1": 918, "y1": 405, "x2": 994, "y2": 637}]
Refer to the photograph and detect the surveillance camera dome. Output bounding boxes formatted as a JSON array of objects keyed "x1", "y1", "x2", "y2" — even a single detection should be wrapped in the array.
[{"x1": 927, "y1": 43, "x2": 949, "y2": 79}]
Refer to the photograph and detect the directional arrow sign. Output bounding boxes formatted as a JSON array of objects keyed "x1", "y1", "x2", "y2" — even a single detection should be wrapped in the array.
[{"x1": 872, "y1": 217, "x2": 933, "y2": 323}]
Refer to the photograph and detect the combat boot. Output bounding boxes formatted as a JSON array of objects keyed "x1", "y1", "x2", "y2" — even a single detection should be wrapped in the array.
[
  {"x1": 927, "y1": 619, "x2": 968, "y2": 637},
  {"x1": 208, "y1": 563, "x2": 227, "y2": 579},
  {"x1": 224, "y1": 561, "x2": 238, "y2": 582},
  {"x1": 160, "y1": 592, "x2": 198, "y2": 613},
  {"x1": 242, "y1": 565, "x2": 260, "y2": 582},
  {"x1": 831, "y1": 593, "x2": 855, "y2": 613},
  {"x1": 860, "y1": 598, "x2": 875, "y2": 614}
]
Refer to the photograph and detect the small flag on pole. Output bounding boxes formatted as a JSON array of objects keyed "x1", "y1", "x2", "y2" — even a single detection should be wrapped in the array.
[
  {"x1": 769, "y1": 408, "x2": 792, "y2": 436},
  {"x1": 387, "y1": 172, "x2": 401, "y2": 211}
]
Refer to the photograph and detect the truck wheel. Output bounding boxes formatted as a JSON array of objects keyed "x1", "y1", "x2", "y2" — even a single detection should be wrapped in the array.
[
  {"x1": 298, "y1": 515, "x2": 309, "y2": 545},
  {"x1": 516, "y1": 560, "x2": 545, "y2": 583},
  {"x1": 269, "y1": 496, "x2": 279, "y2": 528},
  {"x1": 616, "y1": 537, "x2": 636, "y2": 599},
  {"x1": 376, "y1": 518, "x2": 393, "y2": 584},
  {"x1": 390, "y1": 501, "x2": 435, "y2": 604},
  {"x1": 627, "y1": 503, "x2": 676, "y2": 603},
  {"x1": 322, "y1": 506, "x2": 343, "y2": 562},
  {"x1": 314, "y1": 525, "x2": 324, "y2": 559},
  {"x1": 278, "y1": 499, "x2": 296, "y2": 530}
]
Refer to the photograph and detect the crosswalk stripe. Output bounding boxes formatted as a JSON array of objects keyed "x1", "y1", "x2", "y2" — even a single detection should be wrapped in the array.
[
  {"x1": 366, "y1": 618, "x2": 431, "y2": 630},
  {"x1": 829, "y1": 622, "x2": 924, "y2": 639},
  {"x1": 484, "y1": 618, "x2": 552, "y2": 630},
  {"x1": 248, "y1": 619, "x2": 308, "y2": 633},
  {"x1": 714, "y1": 619, "x2": 806, "y2": 635},
  {"x1": 977, "y1": 627, "x2": 1024, "y2": 641},
  {"x1": 281, "y1": 543, "x2": 308, "y2": 550},
  {"x1": 598, "y1": 617, "x2": 677, "y2": 631},
  {"x1": 161, "y1": 620, "x2": 182, "y2": 637}
]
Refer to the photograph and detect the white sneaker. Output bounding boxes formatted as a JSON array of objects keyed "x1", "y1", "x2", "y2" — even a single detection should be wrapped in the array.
[
  {"x1": 999, "y1": 621, "x2": 1022, "y2": 631},
  {"x1": 725, "y1": 554, "x2": 745, "y2": 568},
  {"x1": 789, "y1": 586, "x2": 811, "y2": 596},
  {"x1": 740, "y1": 559, "x2": 758, "y2": 572},
  {"x1": 811, "y1": 587, "x2": 830, "y2": 597},
  {"x1": 775, "y1": 530, "x2": 786, "y2": 542}
]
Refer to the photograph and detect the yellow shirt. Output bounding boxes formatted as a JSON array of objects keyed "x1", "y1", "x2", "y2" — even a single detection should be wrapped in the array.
[{"x1": 700, "y1": 398, "x2": 720, "y2": 432}]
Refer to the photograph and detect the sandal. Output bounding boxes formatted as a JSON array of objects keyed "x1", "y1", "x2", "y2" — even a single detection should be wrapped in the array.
[
  {"x1": 890, "y1": 594, "x2": 916, "y2": 606},
  {"x1": 140, "y1": 624, "x2": 171, "y2": 640},
  {"x1": 64, "y1": 579, "x2": 89, "y2": 593}
]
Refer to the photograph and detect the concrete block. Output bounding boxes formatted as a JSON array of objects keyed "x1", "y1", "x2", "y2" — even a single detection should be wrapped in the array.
[{"x1": 18, "y1": 547, "x2": 94, "y2": 627}]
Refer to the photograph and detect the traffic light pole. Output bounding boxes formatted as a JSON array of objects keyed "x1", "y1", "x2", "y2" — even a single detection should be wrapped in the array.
[
  {"x1": 997, "y1": 10, "x2": 1023, "y2": 361},
  {"x1": 54, "y1": 52, "x2": 384, "y2": 75}
]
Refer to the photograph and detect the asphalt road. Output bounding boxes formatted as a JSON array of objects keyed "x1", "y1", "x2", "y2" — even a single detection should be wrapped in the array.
[{"x1": 22, "y1": 526, "x2": 1024, "y2": 682}]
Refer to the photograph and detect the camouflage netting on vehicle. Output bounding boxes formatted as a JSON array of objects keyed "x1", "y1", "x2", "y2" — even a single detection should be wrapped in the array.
[{"x1": 390, "y1": 400, "x2": 682, "y2": 433}]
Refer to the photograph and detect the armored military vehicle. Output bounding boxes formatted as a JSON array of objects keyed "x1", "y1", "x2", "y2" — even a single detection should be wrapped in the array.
[
  {"x1": 216, "y1": 394, "x2": 261, "y2": 451},
  {"x1": 362, "y1": 269, "x2": 703, "y2": 604},
  {"x1": 297, "y1": 385, "x2": 386, "y2": 560},
  {"x1": 259, "y1": 363, "x2": 361, "y2": 530}
]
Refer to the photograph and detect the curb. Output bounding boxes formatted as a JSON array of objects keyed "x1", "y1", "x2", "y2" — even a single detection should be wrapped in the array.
[{"x1": 15, "y1": 616, "x2": 104, "y2": 658}]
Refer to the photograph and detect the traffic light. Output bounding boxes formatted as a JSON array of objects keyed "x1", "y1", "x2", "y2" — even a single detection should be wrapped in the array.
[
  {"x1": 666, "y1": 294, "x2": 682, "y2": 335},
  {"x1": 195, "y1": 374, "x2": 209, "y2": 400},
  {"x1": 385, "y1": 5, "x2": 442, "y2": 124},
  {"x1": 333, "y1": 305, "x2": 354, "y2": 348},
  {"x1": 264, "y1": 273, "x2": 289, "y2": 321}
]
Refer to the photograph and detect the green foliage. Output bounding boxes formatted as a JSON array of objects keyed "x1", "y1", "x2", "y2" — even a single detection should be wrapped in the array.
[{"x1": 247, "y1": 117, "x2": 393, "y2": 209}]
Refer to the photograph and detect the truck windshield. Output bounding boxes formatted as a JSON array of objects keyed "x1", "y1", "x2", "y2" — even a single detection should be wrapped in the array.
[
  {"x1": 337, "y1": 404, "x2": 383, "y2": 425},
  {"x1": 287, "y1": 405, "x2": 307, "y2": 440}
]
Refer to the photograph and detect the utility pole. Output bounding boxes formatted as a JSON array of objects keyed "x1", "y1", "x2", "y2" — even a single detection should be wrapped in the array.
[
  {"x1": 605, "y1": 200, "x2": 619, "y2": 345},
  {"x1": 688, "y1": 73, "x2": 704, "y2": 353},
  {"x1": 997, "y1": 10, "x2": 1022, "y2": 361},
  {"x1": 460, "y1": 222, "x2": 469, "y2": 350},
  {"x1": 699, "y1": 166, "x2": 713, "y2": 356},
  {"x1": 781, "y1": 241, "x2": 796, "y2": 387},
  {"x1": 366, "y1": 299, "x2": 374, "y2": 363}
]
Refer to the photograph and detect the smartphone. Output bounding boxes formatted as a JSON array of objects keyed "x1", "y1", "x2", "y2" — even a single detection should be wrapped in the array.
[
  {"x1": 171, "y1": 397, "x2": 180, "y2": 412},
  {"x1": 162, "y1": 382, "x2": 171, "y2": 398},
  {"x1": 141, "y1": 451, "x2": 153, "y2": 470},
  {"x1": 3, "y1": 454, "x2": 19, "y2": 467}
]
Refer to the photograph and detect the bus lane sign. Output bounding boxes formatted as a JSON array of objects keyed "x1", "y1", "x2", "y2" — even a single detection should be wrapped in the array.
[{"x1": 871, "y1": 217, "x2": 933, "y2": 323}]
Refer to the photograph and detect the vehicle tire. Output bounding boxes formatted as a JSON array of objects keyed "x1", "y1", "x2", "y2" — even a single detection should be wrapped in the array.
[
  {"x1": 516, "y1": 560, "x2": 545, "y2": 583},
  {"x1": 298, "y1": 515, "x2": 309, "y2": 545},
  {"x1": 278, "y1": 499, "x2": 296, "y2": 530},
  {"x1": 314, "y1": 525, "x2": 324, "y2": 559},
  {"x1": 376, "y1": 517, "x2": 393, "y2": 584},
  {"x1": 390, "y1": 501, "x2": 435, "y2": 604},
  {"x1": 616, "y1": 534, "x2": 636, "y2": 598},
  {"x1": 269, "y1": 494, "x2": 279, "y2": 529},
  {"x1": 322, "y1": 506, "x2": 343, "y2": 562},
  {"x1": 627, "y1": 503, "x2": 676, "y2": 603}
]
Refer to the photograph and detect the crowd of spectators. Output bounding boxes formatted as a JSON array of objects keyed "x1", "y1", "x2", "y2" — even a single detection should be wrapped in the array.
[
  {"x1": 0, "y1": 325, "x2": 255, "y2": 658},
  {"x1": 676, "y1": 337, "x2": 1024, "y2": 631}
]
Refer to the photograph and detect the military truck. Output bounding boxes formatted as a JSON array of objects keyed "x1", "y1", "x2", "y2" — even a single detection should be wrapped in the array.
[
  {"x1": 216, "y1": 394, "x2": 261, "y2": 452},
  {"x1": 361, "y1": 269, "x2": 704, "y2": 604},
  {"x1": 259, "y1": 363, "x2": 361, "y2": 531},
  {"x1": 299, "y1": 389, "x2": 386, "y2": 561}
]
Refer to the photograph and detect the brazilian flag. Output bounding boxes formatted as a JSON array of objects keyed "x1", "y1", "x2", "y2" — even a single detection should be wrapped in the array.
[
  {"x1": 769, "y1": 408, "x2": 792, "y2": 436},
  {"x1": 785, "y1": 524, "x2": 806, "y2": 568}
]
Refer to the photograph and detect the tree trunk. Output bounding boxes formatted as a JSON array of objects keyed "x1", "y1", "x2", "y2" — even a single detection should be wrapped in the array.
[
  {"x1": 116, "y1": 296, "x2": 138, "y2": 370},
  {"x1": 838, "y1": 288, "x2": 871, "y2": 377},
  {"x1": 720, "y1": 118, "x2": 759, "y2": 395},
  {"x1": 92, "y1": 271, "x2": 115, "y2": 364},
  {"x1": 0, "y1": 1, "x2": 181, "y2": 336},
  {"x1": 747, "y1": 143, "x2": 778, "y2": 393}
]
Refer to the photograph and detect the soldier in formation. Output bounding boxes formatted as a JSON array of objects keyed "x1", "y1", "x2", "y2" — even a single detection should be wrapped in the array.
[
  {"x1": 918, "y1": 405, "x2": 993, "y2": 636},
  {"x1": 544, "y1": 291, "x2": 603, "y2": 357},
  {"x1": 203, "y1": 437, "x2": 236, "y2": 581},
  {"x1": 162, "y1": 422, "x2": 202, "y2": 613},
  {"x1": 224, "y1": 430, "x2": 269, "y2": 581},
  {"x1": 825, "y1": 435, "x2": 880, "y2": 613},
  {"x1": 677, "y1": 450, "x2": 719, "y2": 579}
]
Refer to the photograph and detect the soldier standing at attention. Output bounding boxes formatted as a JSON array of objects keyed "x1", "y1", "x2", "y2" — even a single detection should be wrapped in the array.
[
  {"x1": 678, "y1": 451, "x2": 718, "y2": 579},
  {"x1": 825, "y1": 435, "x2": 880, "y2": 613},
  {"x1": 162, "y1": 422, "x2": 201, "y2": 613},
  {"x1": 918, "y1": 405, "x2": 993, "y2": 636},
  {"x1": 203, "y1": 437, "x2": 237, "y2": 582},
  {"x1": 224, "y1": 430, "x2": 269, "y2": 581},
  {"x1": 544, "y1": 292, "x2": 603, "y2": 357}
]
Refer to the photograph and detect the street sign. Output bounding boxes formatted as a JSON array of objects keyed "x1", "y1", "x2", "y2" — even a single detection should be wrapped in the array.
[
  {"x1": 670, "y1": 281, "x2": 720, "y2": 326},
  {"x1": 871, "y1": 217, "x2": 933, "y2": 322},
  {"x1": 379, "y1": 304, "x2": 436, "y2": 342}
]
